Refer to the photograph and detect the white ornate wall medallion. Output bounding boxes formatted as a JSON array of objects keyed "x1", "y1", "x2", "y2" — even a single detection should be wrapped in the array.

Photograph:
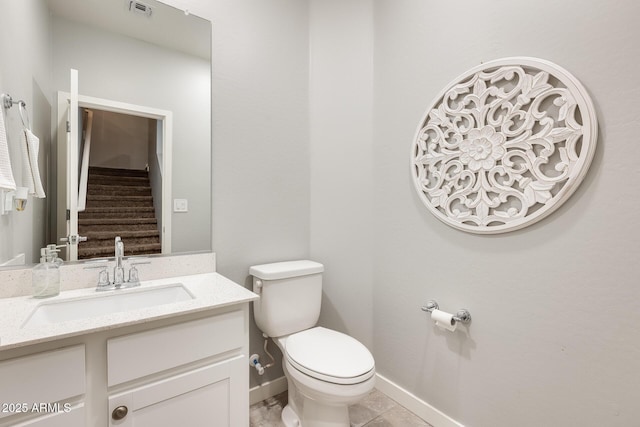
[{"x1": 411, "y1": 57, "x2": 597, "y2": 234}]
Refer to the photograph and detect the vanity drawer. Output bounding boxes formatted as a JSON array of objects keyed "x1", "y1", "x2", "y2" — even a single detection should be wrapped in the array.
[
  {"x1": 0, "y1": 345, "x2": 85, "y2": 420},
  {"x1": 107, "y1": 310, "x2": 244, "y2": 386}
]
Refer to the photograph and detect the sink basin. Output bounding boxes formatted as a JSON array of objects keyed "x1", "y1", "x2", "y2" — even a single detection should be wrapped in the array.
[{"x1": 22, "y1": 283, "x2": 194, "y2": 328}]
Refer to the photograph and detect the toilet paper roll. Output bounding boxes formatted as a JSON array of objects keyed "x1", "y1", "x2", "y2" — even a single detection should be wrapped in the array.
[{"x1": 431, "y1": 309, "x2": 457, "y2": 332}]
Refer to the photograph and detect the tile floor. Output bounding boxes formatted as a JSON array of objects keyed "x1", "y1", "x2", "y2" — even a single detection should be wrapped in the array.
[{"x1": 250, "y1": 388, "x2": 433, "y2": 427}]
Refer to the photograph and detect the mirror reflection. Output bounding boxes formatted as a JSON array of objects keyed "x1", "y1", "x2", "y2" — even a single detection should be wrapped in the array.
[{"x1": 0, "y1": 0, "x2": 211, "y2": 268}]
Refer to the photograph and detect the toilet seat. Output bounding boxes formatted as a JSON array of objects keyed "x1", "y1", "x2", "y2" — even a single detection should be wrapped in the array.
[{"x1": 284, "y1": 327, "x2": 375, "y2": 385}]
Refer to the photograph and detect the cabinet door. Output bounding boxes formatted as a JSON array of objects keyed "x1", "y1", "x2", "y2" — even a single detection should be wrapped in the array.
[
  {"x1": 108, "y1": 354, "x2": 248, "y2": 427},
  {"x1": 0, "y1": 345, "x2": 85, "y2": 422},
  {"x1": 11, "y1": 405, "x2": 84, "y2": 427}
]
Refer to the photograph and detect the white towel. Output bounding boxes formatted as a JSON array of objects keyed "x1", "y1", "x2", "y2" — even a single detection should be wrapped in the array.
[
  {"x1": 19, "y1": 128, "x2": 35, "y2": 194},
  {"x1": 0, "y1": 109, "x2": 16, "y2": 191},
  {"x1": 21, "y1": 129, "x2": 45, "y2": 198}
]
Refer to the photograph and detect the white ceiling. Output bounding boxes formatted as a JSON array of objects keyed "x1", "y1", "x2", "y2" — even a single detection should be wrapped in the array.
[{"x1": 46, "y1": 0, "x2": 211, "y2": 59}]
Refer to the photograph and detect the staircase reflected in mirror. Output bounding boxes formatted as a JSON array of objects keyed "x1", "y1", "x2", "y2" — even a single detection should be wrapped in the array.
[{"x1": 78, "y1": 167, "x2": 161, "y2": 259}]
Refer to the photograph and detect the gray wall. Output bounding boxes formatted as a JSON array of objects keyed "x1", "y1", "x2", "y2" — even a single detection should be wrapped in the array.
[
  {"x1": 0, "y1": 0, "x2": 52, "y2": 265},
  {"x1": 88, "y1": 110, "x2": 152, "y2": 170},
  {"x1": 309, "y1": 0, "x2": 374, "y2": 350},
  {"x1": 371, "y1": 0, "x2": 640, "y2": 426}
]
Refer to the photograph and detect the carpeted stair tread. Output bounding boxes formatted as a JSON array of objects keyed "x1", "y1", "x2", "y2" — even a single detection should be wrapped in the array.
[
  {"x1": 85, "y1": 230, "x2": 160, "y2": 240},
  {"x1": 80, "y1": 235, "x2": 160, "y2": 252},
  {"x1": 87, "y1": 196, "x2": 153, "y2": 208},
  {"x1": 81, "y1": 223, "x2": 158, "y2": 233},
  {"x1": 81, "y1": 206, "x2": 155, "y2": 213},
  {"x1": 89, "y1": 175, "x2": 150, "y2": 186},
  {"x1": 89, "y1": 167, "x2": 149, "y2": 177},
  {"x1": 88, "y1": 200, "x2": 154, "y2": 208},
  {"x1": 79, "y1": 210, "x2": 156, "y2": 219},
  {"x1": 79, "y1": 166, "x2": 161, "y2": 260},
  {"x1": 89, "y1": 194, "x2": 153, "y2": 201},
  {"x1": 88, "y1": 184, "x2": 152, "y2": 196},
  {"x1": 79, "y1": 218, "x2": 158, "y2": 225},
  {"x1": 79, "y1": 242, "x2": 162, "y2": 258}
]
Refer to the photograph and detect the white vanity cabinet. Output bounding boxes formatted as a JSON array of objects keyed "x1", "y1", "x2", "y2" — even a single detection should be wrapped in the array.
[
  {"x1": 0, "y1": 346, "x2": 85, "y2": 427},
  {"x1": 106, "y1": 310, "x2": 249, "y2": 427},
  {"x1": 0, "y1": 271, "x2": 257, "y2": 427}
]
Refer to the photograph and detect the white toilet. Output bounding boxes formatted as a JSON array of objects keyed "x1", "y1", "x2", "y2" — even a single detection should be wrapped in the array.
[{"x1": 250, "y1": 260, "x2": 375, "y2": 427}]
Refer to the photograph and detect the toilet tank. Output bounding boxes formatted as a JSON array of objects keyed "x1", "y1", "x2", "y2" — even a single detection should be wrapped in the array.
[{"x1": 250, "y1": 260, "x2": 324, "y2": 338}]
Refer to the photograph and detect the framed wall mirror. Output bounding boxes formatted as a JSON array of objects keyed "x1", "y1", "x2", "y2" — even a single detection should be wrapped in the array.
[{"x1": 0, "y1": 0, "x2": 212, "y2": 268}]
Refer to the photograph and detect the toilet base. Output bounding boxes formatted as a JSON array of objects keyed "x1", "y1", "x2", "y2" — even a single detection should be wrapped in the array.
[
  {"x1": 281, "y1": 405, "x2": 301, "y2": 427},
  {"x1": 281, "y1": 400, "x2": 350, "y2": 427},
  {"x1": 281, "y1": 361, "x2": 374, "y2": 427},
  {"x1": 303, "y1": 399, "x2": 350, "y2": 427}
]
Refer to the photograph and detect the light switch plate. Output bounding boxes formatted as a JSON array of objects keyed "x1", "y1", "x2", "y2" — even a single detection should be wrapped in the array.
[{"x1": 173, "y1": 199, "x2": 188, "y2": 212}]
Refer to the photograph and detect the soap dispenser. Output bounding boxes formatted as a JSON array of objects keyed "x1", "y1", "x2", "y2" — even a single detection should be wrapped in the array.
[{"x1": 32, "y1": 244, "x2": 63, "y2": 298}]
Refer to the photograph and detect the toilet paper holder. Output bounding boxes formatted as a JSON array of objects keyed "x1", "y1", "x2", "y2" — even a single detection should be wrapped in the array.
[{"x1": 420, "y1": 300, "x2": 471, "y2": 324}]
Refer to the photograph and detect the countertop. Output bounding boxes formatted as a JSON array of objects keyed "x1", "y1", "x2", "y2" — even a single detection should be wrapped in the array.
[{"x1": 0, "y1": 273, "x2": 258, "y2": 351}]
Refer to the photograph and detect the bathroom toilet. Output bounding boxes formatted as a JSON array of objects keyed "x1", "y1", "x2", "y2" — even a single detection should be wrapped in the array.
[{"x1": 250, "y1": 260, "x2": 375, "y2": 427}]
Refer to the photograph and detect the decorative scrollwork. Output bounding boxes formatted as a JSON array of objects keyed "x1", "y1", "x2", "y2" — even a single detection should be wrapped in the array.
[{"x1": 411, "y1": 57, "x2": 597, "y2": 234}]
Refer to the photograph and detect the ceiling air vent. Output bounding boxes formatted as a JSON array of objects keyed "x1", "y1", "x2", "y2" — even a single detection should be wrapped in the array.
[{"x1": 129, "y1": 1, "x2": 152, "y2": 17}]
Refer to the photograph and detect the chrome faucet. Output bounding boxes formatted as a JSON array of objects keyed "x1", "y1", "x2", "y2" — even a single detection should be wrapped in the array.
[
  {"x1": 85, "y1": 236, "x2": 151, "y2": 291},
  {"x1": 113, "y1": 237, "x2": 125, "y2": 286}
]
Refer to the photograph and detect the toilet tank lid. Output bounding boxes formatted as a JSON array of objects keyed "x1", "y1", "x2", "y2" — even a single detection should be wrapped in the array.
[{"x1": 249, "y1": 260, "x2": 324, "y2": 280}]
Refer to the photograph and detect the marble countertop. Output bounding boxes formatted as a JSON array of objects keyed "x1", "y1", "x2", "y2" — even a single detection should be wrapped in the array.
[{"x1": 0, "y1": 273, "x2": 258, "y2": 351}]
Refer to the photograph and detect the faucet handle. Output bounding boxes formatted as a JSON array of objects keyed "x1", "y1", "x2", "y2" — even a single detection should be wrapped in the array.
[
  {"x1": 125, "y1": 260, "x2": 150, "y2": 286},
  {"x1": 97, "y1": 268, "x2": 110, "y2": 289},
  {"x1": 84, "y1": 264, "x2": 112, "y2": 291},
  {"x1": 128, "y1": 265, "x2": 140, "y2": 285}
]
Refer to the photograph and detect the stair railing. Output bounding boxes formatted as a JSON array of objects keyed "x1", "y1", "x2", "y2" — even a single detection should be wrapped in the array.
[{"x1": 77, "y1": 109, "x2": 93, "y2": 212}]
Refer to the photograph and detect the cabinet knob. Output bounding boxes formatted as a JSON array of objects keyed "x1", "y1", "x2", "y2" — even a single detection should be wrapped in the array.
[{"x1": 112, "y1": 405, "x2": 128, "y2": 421}]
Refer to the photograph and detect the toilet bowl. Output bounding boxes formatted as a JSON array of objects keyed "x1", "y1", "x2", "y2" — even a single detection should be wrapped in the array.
[
  {"x1": 275, "y1": 327, "x2": 375, "y2": 427},
  {"x1": 250, "y1": 261, "x2": 375, "y2": 427}
]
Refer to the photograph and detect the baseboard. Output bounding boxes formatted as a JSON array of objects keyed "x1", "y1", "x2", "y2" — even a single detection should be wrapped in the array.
[
  {"x1": 375, "y1": 373, "x2": 464, "y2": 427},
  {"x1": 248, "y1": 373, "x2": 463, "y2": 427},
  {"x1": 249, "y1": 376, "x2": 288, "y2": 405}
]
